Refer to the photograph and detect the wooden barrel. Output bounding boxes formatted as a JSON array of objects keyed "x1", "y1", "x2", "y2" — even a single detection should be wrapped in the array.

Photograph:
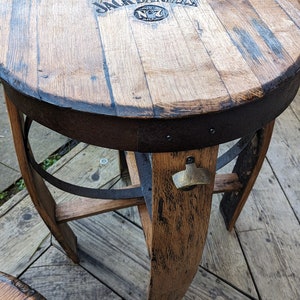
[
  {"x1": 0, "y1": 0, "x2": 299, "y2": 151},
  {"x1": 0, "y1": 272, "x2": 45, "y2": 300}
]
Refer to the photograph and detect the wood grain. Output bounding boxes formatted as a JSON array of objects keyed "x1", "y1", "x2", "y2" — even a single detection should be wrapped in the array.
[
  {"x1": 0, "y1": 272, "x2": 45, "y2": 300},
  {"x1": 0, "y1": 132, "x2": 125, "y2": 274},
  {"x1": 125, "y1": 151, "x2": 153, "y2": 254},
  {"x1": 1, "y1": 2, "x2": 299, "y2": 296},
  {"x1": 0, "y1": 0, "x2": 298, "y2": 117},
  {"x1": 0, "y1": 144, "x2": 90, "y2": 276},
  {"x1": 127, "y1": 4, "x2": 231, "y2": 115},
  {"x1": 37, "y1": 0, "x2": 112, "y2": 110},
  {"x1": 72, "y1": 212, "x2": 150, "y2": 300},
  {"x1": 20, "y1": 247, "x2": 121, "y2": 300},
  {"x1": 95, "y1": 9, "x2": 154, "y2": 116},
  {"x1": 248, "y1": 0, "x2": 300, "y2": 63},
  {"x1": 236, "y1": 161, "x2": 300, "y2": 299},
  {"x1": 186, "y1": 0, "x2": 263, "y2": 103},
  {"x1": 4, "y1": 0, "x2": 39, "y2": 98},
  {"x1": 0, "y1": 194, "x2": 51, "y2": 276},
  {"x1": 69, "y1": 210, "x2": 255, "y2": 299},
  {"x1": 276, "y1": 0, "x2": 300, "y2": 28},
  {"x1": 266, "y1": 103, "x2": 300, "y2": 220},
  {"x1": 213, "y1": 173, "x2": 242, "y2": 193},
  {"x1": 220, "y1": 121, "x2": 275, "y2": 231},
  {"x1": 5, "y1": 95, "x2": 79, "y2": 263},
  {"x1": 206, "y1": 0, "x2": 295, "y2": 86},
  {"x1": 56, "y1": 196, "x2": 144, "y2": 223},
  {"x1": 201, "y1": 196, "x2": 258, "y2": 298},
  {"x1": 149, "y1": 147, "x2": 218, "y2": 299}
]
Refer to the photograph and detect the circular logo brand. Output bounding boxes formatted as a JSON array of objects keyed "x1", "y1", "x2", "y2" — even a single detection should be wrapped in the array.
[{"x1": 134, "y1": 5, "x2": 169, "y2": 22}]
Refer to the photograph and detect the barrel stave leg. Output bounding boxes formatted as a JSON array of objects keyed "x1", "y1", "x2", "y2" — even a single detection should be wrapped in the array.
[
  {"x1": 5, "y1": 93, "x2": 78, "y2": 263},
  {"x1": 220, "y1": 121, "x2": 275, "y2": 231},
  {"x1": 148, "y1": 146, "x2": 218, "y2": 299}
]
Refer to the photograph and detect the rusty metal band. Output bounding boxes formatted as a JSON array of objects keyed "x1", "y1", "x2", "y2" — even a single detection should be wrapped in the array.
[
  {"x1": 216, "y1": 133, "x2": 255, "y2": 171},
  {"x1": 24, "y1": 117, "x2": 143, "y2": 200}
]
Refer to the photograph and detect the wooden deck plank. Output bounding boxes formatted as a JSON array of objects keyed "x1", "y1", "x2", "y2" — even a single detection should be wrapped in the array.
[
  {"x1": 0, "y1": 194, "x2": 51, "y2": 276},
  {"x1": 201, "y1": 196, "x2": 258, "y2": 298},
  {"x1": 118, "y1": 196, "x2": 258, "y2": 298},
  {"x1": 119, "y1": 206, "x2": 258, "y2": 296},
  {"x1": 0, "y1": 143, "x2": 120, "y2": 276},
  {"x1": 0, "y1": 164, "x2": 20, "y2": 193},
  {"x1": 20, "y1": 246, "x2": 121, "y2": 300},
  {"x1": 68, "y1": 212, "x2": 254, "y2": 300},
  {"x1": 0, "y1": 144, "x2": 91, "y2": 276},
  {"x1": 0, "y1": 143, "x2": 88, "y2": 218},
  {"x1": 49, "y1": 145, "x2": 120, "y2": 198},
  {"x1": 266, "y1": 93, "x2": 300, "y2": 220},
  {"x1": 71, "y1": 213, "x2": 149, "y2": 300},
  {"x1": 241, "y1": 93, "x2": 300, "y2": 299},
  {"x1": 186, "y1": 268, "x2": 253, "y2": 300},
  {"x1": 236, "y1": 161, "x2": 300, "y2": 299},
  {"x1": 290, "y1": 88, "x2": 300, "y2": 118}
]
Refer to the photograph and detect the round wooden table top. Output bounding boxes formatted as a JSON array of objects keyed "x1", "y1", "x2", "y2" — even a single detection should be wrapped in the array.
[{"x1": 0, "y1": 0, "x2": 300, "y2": 152}]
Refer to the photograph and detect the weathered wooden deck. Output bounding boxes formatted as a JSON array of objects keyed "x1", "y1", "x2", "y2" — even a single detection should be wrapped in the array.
[{"x1": 0, "y1": 90, "x2": 299, "y2": 299}]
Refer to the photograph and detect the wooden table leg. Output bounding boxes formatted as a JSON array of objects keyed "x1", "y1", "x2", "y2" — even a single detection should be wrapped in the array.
[
  {"x1": 220, "y1": 121, "x2": 275, "y2": 231},
  {"x1": 5, "y1": 93, "x2": 79, "y2": 263},
  {"x1": 149, "y1": 146, "x2": 218, "y2": 299}
]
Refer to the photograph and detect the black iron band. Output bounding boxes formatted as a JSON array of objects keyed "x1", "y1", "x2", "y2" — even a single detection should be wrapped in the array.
[
  {"x1": 23, "y1": 117, "x2": 255, "y2": 200},
  {"x1": 216, "y1": 133, "x2": 255, "y2": 171},
  {"x1": 24, "y1": 117, "x2": 144, "y2": 200}
]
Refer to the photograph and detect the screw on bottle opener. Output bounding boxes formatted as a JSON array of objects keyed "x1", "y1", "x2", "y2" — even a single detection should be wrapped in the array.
[{"x1": 172, "y1": 156, "x2": 211, "y2": 191}]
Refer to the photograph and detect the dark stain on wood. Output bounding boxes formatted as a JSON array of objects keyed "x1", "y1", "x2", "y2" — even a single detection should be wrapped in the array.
[
  {"x1": 23, "y1": 213, "x2": 32, "y2": 221},
  {"x1": 176, "y1": 215, "x2": 183, "y2": 230},
  {"x1": 232, "y1": 27, "x2": 263, "y2": 62},
  {"x1": 157, "y1": 198, "x2": 167, "y2": 223},
  {"x1": 251, "y1": 19, "x2": 284, "y2": 59},
  {"x1": 100, "y1": 43, "x2": 116, "y2": 111},
  {"x1": 91, "y1": 169, "x2": 100, "y2": 181}
]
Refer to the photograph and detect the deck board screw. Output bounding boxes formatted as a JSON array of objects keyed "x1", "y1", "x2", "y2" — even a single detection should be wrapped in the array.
[{"x1": 99, "y1": 158, "x2": 108, "y2": 165}]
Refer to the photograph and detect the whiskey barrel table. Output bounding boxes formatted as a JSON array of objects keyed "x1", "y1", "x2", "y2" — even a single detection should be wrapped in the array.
[{"x1": 1, "y1": 0, "x2": 299, "y2": 298}]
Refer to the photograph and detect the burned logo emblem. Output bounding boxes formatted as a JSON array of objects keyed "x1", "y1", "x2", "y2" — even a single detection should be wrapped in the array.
[{"x1": 134, "y1": 5, "x2": 169, "y2": 22}]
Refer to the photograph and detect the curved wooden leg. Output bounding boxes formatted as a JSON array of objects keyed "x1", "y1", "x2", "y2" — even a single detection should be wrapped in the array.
[
  {"x1": 149, "y1": 146, "x2": 218, "y2": 299},
  {"x1": 220, "y1": 121, "x2": 275, "y2": 231},
  {"x1": 5, "y1": 93, "x2": 78, "y2": 263}
]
